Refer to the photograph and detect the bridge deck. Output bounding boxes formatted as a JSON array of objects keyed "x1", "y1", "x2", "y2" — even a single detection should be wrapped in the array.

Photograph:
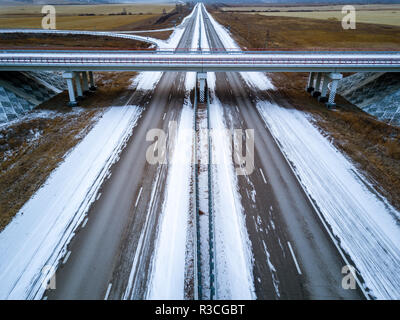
[{"x1": 1, "y1": 50, "x2": 400, "y2": 72}]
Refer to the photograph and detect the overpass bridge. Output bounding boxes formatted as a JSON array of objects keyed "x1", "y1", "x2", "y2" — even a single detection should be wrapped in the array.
[{"x1": 1, "y1": 49, "x2": 399, "y2": 107}]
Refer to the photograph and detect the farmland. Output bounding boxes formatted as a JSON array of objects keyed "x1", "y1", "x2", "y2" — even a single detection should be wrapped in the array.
[
  {"x1": 0, "y1": 4, "x2": 175, "y2": 30},
  {"x1": 221, "y1": 4, "x2": 400, "y2": 27}
]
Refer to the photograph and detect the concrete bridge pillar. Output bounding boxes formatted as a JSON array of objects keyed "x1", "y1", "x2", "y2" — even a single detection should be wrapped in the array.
[
  {"x1": 312, "y1": 72, "x2": 323, "y2": 97},
  {"x1": 74, "y1": 72, "x2": 84, "y2": 100},
  {"x1": 318, "y1": 74, "x2": 329, "y2": 103},
  {"x1": 306, "y1": 72, "x2": 316, "y2": 93},
  {"x1": 197, "y1": 72, "x2": 207, "y2": 103},
  {"x1": 326, "y1": 72, "x2": 343, "y2": 108},
  {"x1": 81, "y1": 71, "x2": 89, "y2": 93},
  {"x1": 89, "y1": 71, "x2": 96, "y2": 91},
  {"x1": 62, "y1": 72, "x2": 77, "y2": 107}
]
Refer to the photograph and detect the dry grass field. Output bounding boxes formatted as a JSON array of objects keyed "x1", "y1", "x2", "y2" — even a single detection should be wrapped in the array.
[
  {"x1": 0, "y1": 4, "x2": 174, "y2": 16},
  {"x1": 0, "y1": 33, "x2": 152, "y2": 49},
  {"x1": 0, "y1": 4, "x2": 175, "y2": 30},
  {"x1": 221, "y1": 4, "x2": 400, "y2": 27},
  {"x1": 0, "y1": 14, "x2": 156, "y2": 30},
  {"x1": 211, "y1": 7, "x2": 400, "y2": 210},
  {"x1": 212, "y1": 11, "x2": 400, "y2": 50},
  {"x1": 252, "y1": 11, "x2": 400, "y2": 27}
]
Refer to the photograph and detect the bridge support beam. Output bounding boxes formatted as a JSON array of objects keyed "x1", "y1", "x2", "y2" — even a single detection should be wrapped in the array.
[
  {"x1": 326, "y1": 72, "x2": 343, "y2": 109},
  {"x1": 312, "y1": 72, "x2": 322, "y2": 97},
  {"x1": 306, "y1": 72, "x2": 315, "y2": 93},
  {"x1": 197, "y1": 72, "x2": 207, "y2": 103},
  {"x1": 89, "y1": 71, "x2": 96, "y2": 91},
  {"x1": 62, "y1": 72, "x2": 77, "y2": 107},
  {"x1": 81, "y1": 71, "x2": 89, "y2": 93},
  {"x1": 74, "y1": 72, "x2": 84, "y2": 100}
]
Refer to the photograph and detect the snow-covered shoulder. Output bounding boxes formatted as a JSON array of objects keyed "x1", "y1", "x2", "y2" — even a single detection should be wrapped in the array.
[
  {"x1": 0, "y1": 105, "x2": 142, "y2": 299},
  {"x1": 257, "y1": 101, "x2": 400, "y2": 300}
]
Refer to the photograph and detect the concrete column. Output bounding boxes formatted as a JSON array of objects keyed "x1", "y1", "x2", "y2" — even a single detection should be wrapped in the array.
[
  {"x1": 62, "y1": 71, "x2": 77, "y2": 107},
  {"x1": 326, "y1": 73, "x2": 343, "y2": 108},
  {"x1": 197, "y1": 72, "x2": 207, "y2": 103},
  {"x1": 89, "y1": 71, "x2": 96, "y2": 91},
  {"x1": 312, "y1": 72, "x2": 322, "y2": 97},
  {"x1": 74, "y1": 72, "x2": 84, "y2": 100},
  {"x1": 306, "y1": 72, "x2": 315, "y2": 93},
  {"x1": 318, "y1": 74, "x2": 329, "y2": 103},
  {"x1": 81, "y1": 71, "x2": 89, "y2": 93}
]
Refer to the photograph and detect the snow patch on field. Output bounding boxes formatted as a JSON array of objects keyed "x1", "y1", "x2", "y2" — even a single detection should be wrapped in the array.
[
  {"x1": 146, "y1": 101, "x2": 194, "y2": 300},
  {"x1": 257, "y1": 101, "x2": 400, "y2": 300},
  {"x1": 0, "y1": 105, "x2": 142, "y2": 299}
]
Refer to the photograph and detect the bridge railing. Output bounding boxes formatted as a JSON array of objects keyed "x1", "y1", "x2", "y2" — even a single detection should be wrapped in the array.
[
  {"x1": 1, "y1": 55, "x2": 399, "y2": 66},
  {"x1": 2, "y1": 47, "x2": 400, "y2": 55}
]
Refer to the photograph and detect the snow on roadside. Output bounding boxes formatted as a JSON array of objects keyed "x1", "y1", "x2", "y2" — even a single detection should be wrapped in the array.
[
  {"x1": 202, "y1": 4, "x2": 274, "y2": 91},
  {"x1": 256, "y1": 101, "x2": 400, "y2": 300},
  {"x1": 0, "y1": 105, "x2": 142, "y2": 299},
  {"x1": 130, "y1": 72, "x2": 163, "y2": 91},
  {"x1": 201, "y1": 23, "x2": 255, "y2": 298},
  {"x1": 199, "y1": 8, "x2": 210, "y2": 51},
  {"x1": 146, "y1": 4, "x2": 200, "y2": 300},
  {"x1": 208, "y1": 73, "x2": 256, "y2": 299},
  {"x1": 159, "y1": 3, "x2": 199, "y2": 51},
  {"x1": 146, "y1": 100, "x2": 194, "y2": 300}
]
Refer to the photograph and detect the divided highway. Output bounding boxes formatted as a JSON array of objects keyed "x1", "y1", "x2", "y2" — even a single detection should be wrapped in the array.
[{"x1": 43, "y1": 4, "x2": 366, "y2": 300}]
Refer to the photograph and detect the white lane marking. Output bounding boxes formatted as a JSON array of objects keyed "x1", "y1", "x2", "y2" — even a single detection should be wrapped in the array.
[
  {"x1": 287, "y1": 241, "x2": 302, "y2": 275},
  {"x1": 62, "y1": 251, "x2": 71, "y2": 265},
  {"x1": 104, "y1": 283, "x2": 112, "y2": 300},
  {"x1": 96, "y1": 192, "x2": 102, "y2": 201},
  {"x1": 42, "y1": 296, "x2": 48, "y2": 300},
  {"x1": 81, "y1": 217, "x2": 89, "y2": 229},
  {"x1": 163, "y1": 112, "x2": 166, "y2": 120},
  {"x1": 259, "y1": 168, "x2": 267, "y2": 184},
  {"x1": 135, "y1": 187, "x2": 143, "y2": 208}
]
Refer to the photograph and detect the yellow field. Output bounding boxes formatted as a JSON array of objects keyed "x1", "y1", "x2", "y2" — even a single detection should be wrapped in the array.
[
  {"x1": 0, "y1": 14, "x2": 155, "y2": 30},
  {"x1": 221, "y1": 4, "x2": 400, "y2": 12},
  {"x1": 250, "y1": 10, "x2": 400, "y2": 27},
  {"x1": 0, "y1": 3, "x2": 175, "y2": 30},
  {"x1": 0, "y1": 4, "x2": 174, "y2": 15}
]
